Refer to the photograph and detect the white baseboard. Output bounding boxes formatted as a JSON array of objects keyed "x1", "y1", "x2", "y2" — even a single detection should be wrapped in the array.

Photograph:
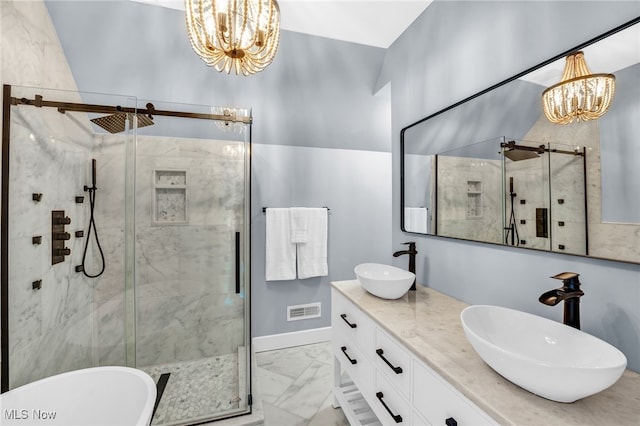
[{"x1": 252, "y1": 326, "x2": 332, "y2": 353}]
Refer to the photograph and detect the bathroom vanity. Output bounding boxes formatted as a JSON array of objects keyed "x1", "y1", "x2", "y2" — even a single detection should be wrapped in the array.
[{"x1": 331, "y1": 280, "x2": 640, "y2": 425}]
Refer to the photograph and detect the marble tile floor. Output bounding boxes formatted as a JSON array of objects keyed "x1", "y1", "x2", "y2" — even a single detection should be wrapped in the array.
[
  {"x1": 143, "y1": 341, "x2": 347, "y2": 426},
  {"x1": 255, "y1": 341, "x2": 349, "y2": 426}
]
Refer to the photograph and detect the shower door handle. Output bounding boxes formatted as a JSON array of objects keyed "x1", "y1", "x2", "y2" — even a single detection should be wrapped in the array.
[{"x1": 235, "y1": 231, "x2": 240, "y2": 294}]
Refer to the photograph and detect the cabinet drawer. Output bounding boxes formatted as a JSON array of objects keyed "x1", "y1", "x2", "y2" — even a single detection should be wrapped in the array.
[
  {"x1": 373, "y1": 370, "x2": 412, "y2": 426},
  {"x1": 333, "y1": 335, "x2": 373, "y2": 394},
  {"x1": 375, "y1": 328, "x2": 411, "y2": 398},
  {"x1": 413, "y1": 360, "x2": 496, "y2": 425},
  {"x1": 332, "y1": 291, "x2": 375, "y2": 356},
  {"x1": 412, "y1": 409, "x2": 432, "y2": 426}
]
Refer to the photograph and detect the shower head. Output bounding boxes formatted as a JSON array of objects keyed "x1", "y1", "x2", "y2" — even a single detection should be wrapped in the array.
[
  {"x1": 501, "y1": 141, "x2": 544, "y2": 162},
  {"x1": 90, "y1": 112, "x2": 154, "y2": 134},
  {"x1": 503, "y1": 149, "x2": 540, "y2": 161}
]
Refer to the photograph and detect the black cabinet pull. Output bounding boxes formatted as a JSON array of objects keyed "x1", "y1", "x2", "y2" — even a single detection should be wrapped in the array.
[
  {"x1": 376, "y1": 392, "x2": 402, "y2": 423},
  {"x1": 445, "y1": 417, "x2": 457, "y2": 426},
  {"x1": 340, "y1": 346, "x2": 357, "y2": 364},
  {"x1": 340, "y1": 313, "x2": 357, "y2": 328},
  {"x1": 376, "y1": 348, "x2": 403, "y2": 374}
]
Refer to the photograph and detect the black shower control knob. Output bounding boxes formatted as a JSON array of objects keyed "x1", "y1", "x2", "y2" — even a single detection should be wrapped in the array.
[
  {"x1": 53, "y1": 232, "x2": 71, "y2": 240},
  {"x1": 55, "y1": 216, "x2": 71, "y2": 225},
  {"x1": 54, "y1": 248, "x2": 70, "y2": 256}
]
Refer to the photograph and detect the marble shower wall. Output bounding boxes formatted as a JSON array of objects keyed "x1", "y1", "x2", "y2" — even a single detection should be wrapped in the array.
[
  {"x1": 503, "y1": 155, "x2": 551, "y2": 251},
  {"x1": 7, "y1": 94, "x2": 98, "y2": 388},
  {"x1": 133, "y1": 135, "x2": 247, "y2": 367},
  {"x1": 503, "y1": 145, "x2": 586, "y2": 254},
  {"x1": 437, "y1": 156, "x2": 503, "y2": 243},
  {"x1": 548, "y1": 144, "x2": 587, "y2": 255},
  {"x1": 91, "y1": 132, "x2": 129, "y2": 366},
  {"x1": 522, "y1": 116, "x2": 630, "y2": 259}
]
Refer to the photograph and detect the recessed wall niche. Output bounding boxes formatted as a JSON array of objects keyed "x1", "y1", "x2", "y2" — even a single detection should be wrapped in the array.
[
  {"x1": 153, "y1": 170, "x2": 188, "y2": 225},
  {"x1": 467, "y1": 180, "x2": 483, "y2": 218}
]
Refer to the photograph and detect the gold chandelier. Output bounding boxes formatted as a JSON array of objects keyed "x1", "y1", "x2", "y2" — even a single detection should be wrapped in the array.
[
  {"x1": 185, "y1": 0, "x2": 280, "y2": 75},
  {"x1": 542, "y1": 51, "x2": 615, "y2": 125}
]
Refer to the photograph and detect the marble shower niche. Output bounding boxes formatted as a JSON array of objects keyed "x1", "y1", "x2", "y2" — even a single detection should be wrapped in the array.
[{"x1": 153, "y1": 170, "x2": 188, "y2": 224}]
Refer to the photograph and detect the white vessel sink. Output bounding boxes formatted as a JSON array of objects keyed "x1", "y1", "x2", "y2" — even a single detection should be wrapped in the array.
[
  {"x1": 460, "y1": 305, "x2": 627, "y2": 403},
  {"x1": 355, "y1": 263, "x2": 415, "y2": 299}
]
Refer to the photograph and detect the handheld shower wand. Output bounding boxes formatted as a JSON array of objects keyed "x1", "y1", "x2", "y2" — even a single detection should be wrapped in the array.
[
  {"x1": 92, "y1": 158, "x2": 96, "y2": 190},
  {"x1": 505, "y1": 177, "x2": 519, "y2": 246},
  {"x1": 81, "y1": 159, "x2": 105, "y2": 278}
]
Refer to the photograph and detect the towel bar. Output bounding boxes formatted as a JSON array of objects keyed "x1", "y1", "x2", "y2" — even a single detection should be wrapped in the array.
[{"x1": 262, "y1": 206, "x2": 330, "y2": 213}]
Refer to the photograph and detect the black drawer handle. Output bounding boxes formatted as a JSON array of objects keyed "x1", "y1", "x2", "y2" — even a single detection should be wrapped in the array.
[
  {"x1": 340, "y1": 313, "x2": 357, "y2": 328},
  {"x1": 445, "y1": 417, "x2": 457, "y2": 426},
  {"x1": 376, "y1": 392, "x2": 402, "y2": 423},
  {"x1": 340, "y1": 346, "x2": 357, "y2": 364},
  {"x1": 376, "y1": 348, "x2": 403, "y2": 374}
]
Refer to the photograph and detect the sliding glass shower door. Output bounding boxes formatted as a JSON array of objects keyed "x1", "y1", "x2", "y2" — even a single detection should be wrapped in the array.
[{"x1": 131, "y1": 103, "x2": 252, "y2": 425}]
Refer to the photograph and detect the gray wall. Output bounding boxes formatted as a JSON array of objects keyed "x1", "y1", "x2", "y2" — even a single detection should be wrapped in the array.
[
  {"x1": 252, "y1": 145, "x2": 391, "y2": 336},
  {"x1": 44, "y1": 1, "x2": 390, "y2": 152},
  {"x1": 385, "y1": 1, "x2": 640, "y2": 372},
  {"x1": 600, "y1": 63, "x2": 640, "y2": 223}
]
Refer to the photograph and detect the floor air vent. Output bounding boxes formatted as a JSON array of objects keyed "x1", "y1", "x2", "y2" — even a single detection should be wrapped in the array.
[{"x1": 287, "y1": 302, "x2": 321, "y2": 321}]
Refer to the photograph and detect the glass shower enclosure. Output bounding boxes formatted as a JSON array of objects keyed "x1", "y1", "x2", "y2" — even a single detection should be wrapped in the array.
[{"x1": 1, "y1": 84, "x2": 252, "y2": 425}]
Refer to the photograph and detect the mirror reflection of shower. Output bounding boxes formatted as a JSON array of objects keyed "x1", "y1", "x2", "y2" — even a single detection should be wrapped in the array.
[
  {"x1": 81, "y1": 158, "x2": 105, "y2": 278},
  {"x1": 501, "y1": 139, "x2": 586, "y2": 251},
  {"x1": 501, "y1": 141, "x2": 547, "y2": 247}
]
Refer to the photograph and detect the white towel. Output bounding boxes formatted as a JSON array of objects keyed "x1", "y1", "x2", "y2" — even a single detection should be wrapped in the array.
[
  {"x1": 265, "y1": 208, "x2": 296, "y2": 281},
  {"x1": 404, "y1": 207, "x2": 428, "y2": 233},
  {"x1": 296, "y1": 208, "x2": 328, "y2": 279},
  {"x1": 290, "y1": 207, "x2": 308, "y2": 243}
]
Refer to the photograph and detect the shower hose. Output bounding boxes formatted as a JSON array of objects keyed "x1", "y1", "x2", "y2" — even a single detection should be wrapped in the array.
[
  {"x1": 81, "y1": 184, "x2": 106, "y2": 278},
  {"x1": 505, "y1": 193, "x2": 519, "y2": 246}
]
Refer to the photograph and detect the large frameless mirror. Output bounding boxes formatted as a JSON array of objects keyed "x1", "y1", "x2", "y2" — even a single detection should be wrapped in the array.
[{"x1": 400, "y1": 18, "x2": 639, "y2": 264}]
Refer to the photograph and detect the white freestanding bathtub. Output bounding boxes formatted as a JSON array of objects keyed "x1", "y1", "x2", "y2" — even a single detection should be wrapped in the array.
[{"x1": 0, "y1": 367, "x2": 157, "y2": 426}]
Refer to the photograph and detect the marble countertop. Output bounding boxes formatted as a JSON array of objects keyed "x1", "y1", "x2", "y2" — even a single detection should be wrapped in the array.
[{"x1": 332, "y1": 280, "x2": 640, "y2": 426}]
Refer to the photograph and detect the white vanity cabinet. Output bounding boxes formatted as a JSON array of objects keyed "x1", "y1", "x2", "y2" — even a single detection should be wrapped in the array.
[{"x1": 332, "y1": 289, "x2": 497, "y2": 426}]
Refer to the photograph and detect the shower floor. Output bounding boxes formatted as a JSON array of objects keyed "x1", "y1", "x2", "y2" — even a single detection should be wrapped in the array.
[{"x1": 141, "y1": 352, "x2": 245, "y2": 426}]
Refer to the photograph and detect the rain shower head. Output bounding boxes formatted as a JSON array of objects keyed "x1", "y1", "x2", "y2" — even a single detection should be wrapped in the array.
[
  {"x1": 503, "y1": 149, "x2": 540, "y2": 161},
  {"x1": 90, "y1": 112, "x2": 154, "y2": 134},
  {"x1": 501, "y1": 141, "x2": 544, "y2": 162}
]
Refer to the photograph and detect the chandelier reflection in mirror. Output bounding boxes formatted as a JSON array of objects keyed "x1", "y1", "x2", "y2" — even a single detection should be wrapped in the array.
[
  {"x1": 185, "y1": 0, "x2": 280, "y2": 75},
  {"x1": 542, "y1": 51, "x2": 615, "y2": 124}
]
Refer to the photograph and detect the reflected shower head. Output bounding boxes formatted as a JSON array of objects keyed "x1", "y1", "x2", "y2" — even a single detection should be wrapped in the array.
[
  {"x1": 503, "y1": 149, "x2": 540, "y2": 161},
  {"x1": 501, "y1": 141, "x2": 544, "y2": 161},
  {"x1": 90, "y1": 112, "x2": 154, "y2": 134}
]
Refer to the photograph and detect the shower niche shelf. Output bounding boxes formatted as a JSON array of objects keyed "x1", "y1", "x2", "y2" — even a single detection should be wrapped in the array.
[
  {"x1": 466, "y1": 180, "x2": 483, "y2": 218},
  {"x1": 152, "y1": 170, "x2": 188, "y2": 225}
]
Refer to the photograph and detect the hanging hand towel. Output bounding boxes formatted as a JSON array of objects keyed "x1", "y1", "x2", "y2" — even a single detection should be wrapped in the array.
[
  {"x1": 297, "y1": 208, "x2": 328, "y2": 279},
  {"x1": 265, "y1": 208, "x2": 296, "y2": 281},
  {"x1": 290, "y1": 207, "x2": 309, "y2": 243}
]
